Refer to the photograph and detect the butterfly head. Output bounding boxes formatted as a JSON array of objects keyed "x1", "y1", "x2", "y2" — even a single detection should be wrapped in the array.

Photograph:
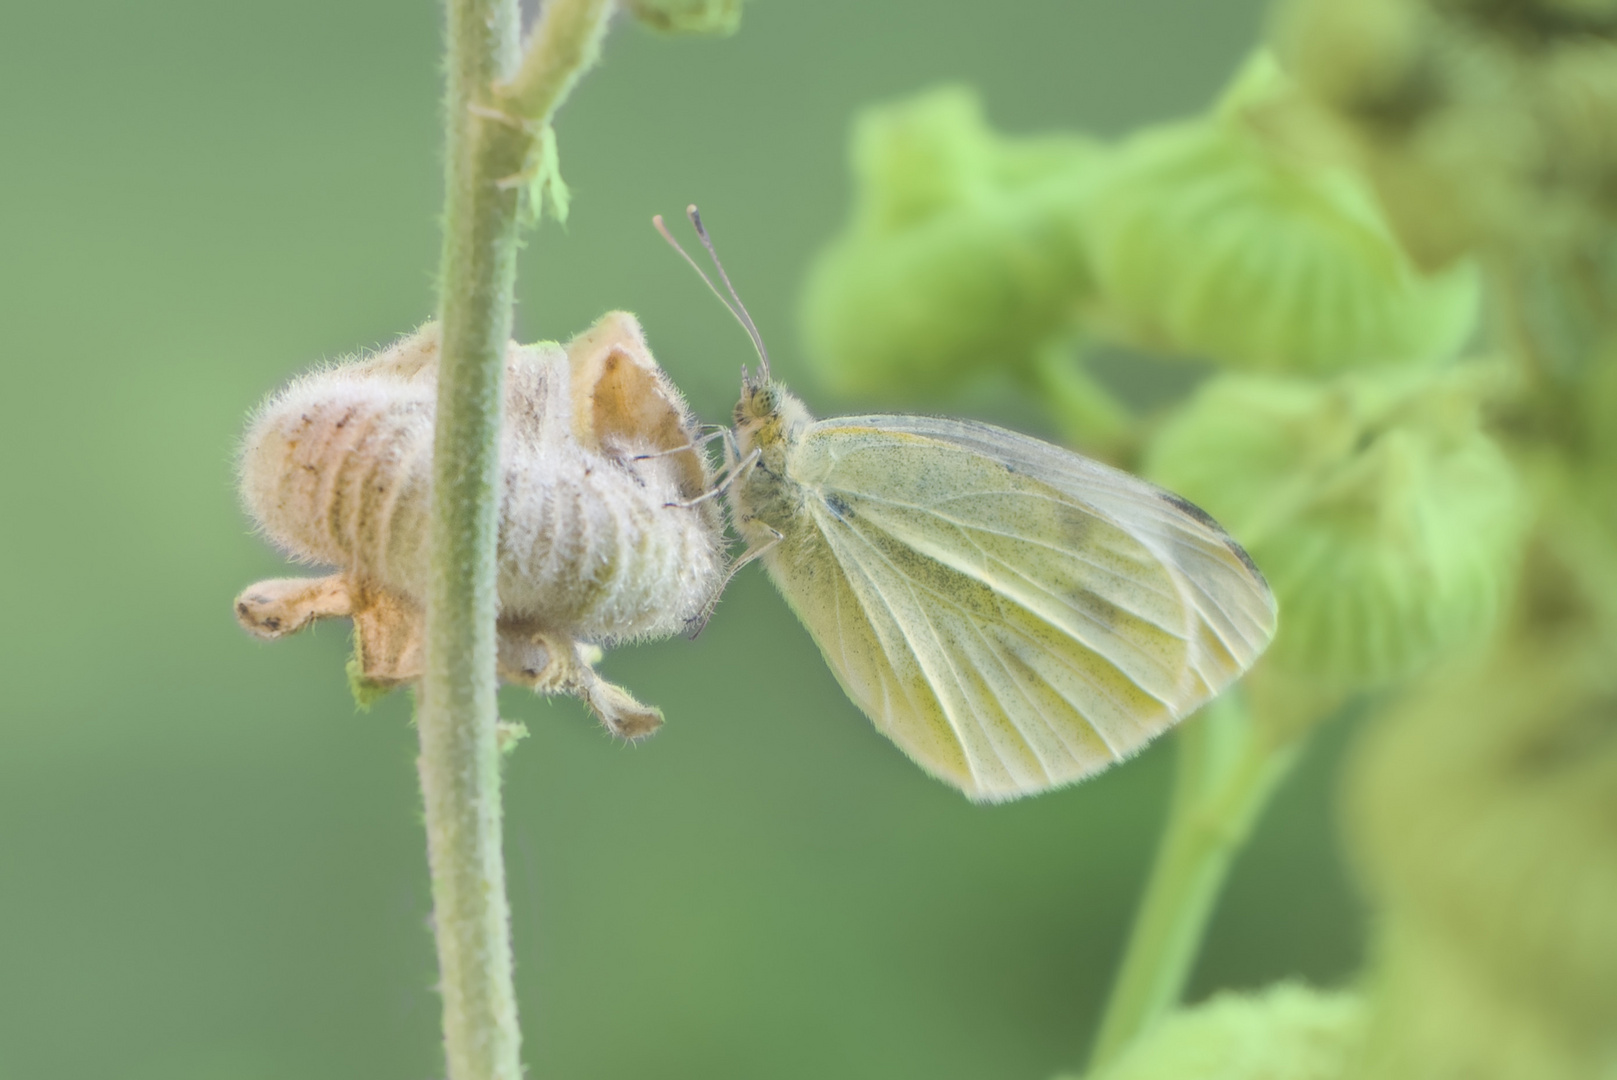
[
  {"x1": 736, "y1": 378, "x2": 779, "y2": 422},
  {"x1": 734, "y1": 378, "x2": 810, "y2": 458}
]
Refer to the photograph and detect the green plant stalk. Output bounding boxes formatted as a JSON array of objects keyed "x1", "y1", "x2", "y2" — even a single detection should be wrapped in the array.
[
  {"x1": 499, "y1": 0, "x2": 614, "y2": 120},
  {"x1": 1028, "y1": 340, "x2": 1135, "y2": 465},
  {"x1": 418, "y1": 0, "x2": 613, "y2": 1077},
  {"x1": 1087, "y1": 693, "x2": 1300, "y2": 1072}
]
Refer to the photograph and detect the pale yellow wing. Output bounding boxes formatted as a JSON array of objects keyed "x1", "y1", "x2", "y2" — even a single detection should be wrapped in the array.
[{"x1": 763, "y1": 414, "x2": 1276, "y2": 802}]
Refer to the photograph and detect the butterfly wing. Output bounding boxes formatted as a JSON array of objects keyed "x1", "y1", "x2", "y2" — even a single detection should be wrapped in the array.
[{"x1": 762, "y1": 414, "x2": 1276, "y2": 802}]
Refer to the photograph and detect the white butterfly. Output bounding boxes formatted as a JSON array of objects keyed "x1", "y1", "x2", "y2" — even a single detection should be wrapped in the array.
[{"x1": 660, "y1": 209, "x2": 1277, "y2": 802}]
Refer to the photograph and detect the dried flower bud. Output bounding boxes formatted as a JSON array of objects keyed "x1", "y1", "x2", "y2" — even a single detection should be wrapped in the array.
[
  {"x1": 234, "y1": 312, "x2": 724, "y2": 736},
  {"x1": 799, "y1": 85, "x2": 1102, "y2": 399},
  {"x1": 1145, "y1": 367, "x2": 1527, "y2": 687},
  {"x1": 1082, "y1": 56, "x2": 1479, "y2": 372},
  {"x1": 1079, "y1": 984, "x2": 1364, "y2": 1080}
]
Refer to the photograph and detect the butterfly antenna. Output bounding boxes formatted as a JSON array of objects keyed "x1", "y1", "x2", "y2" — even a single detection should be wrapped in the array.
[
  {"x1": 653, "y1": 213, "x2": 746, "y2": 328},
  {"x1": 685, "y1": 206, "x2": 771, "y2": 381}
]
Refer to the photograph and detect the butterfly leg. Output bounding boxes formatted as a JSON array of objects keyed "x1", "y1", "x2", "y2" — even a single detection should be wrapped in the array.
[
  {"x1": 664, "y1": 445, "x2": 760, "y2": 510},
  {"x1": 727, "y1": 523, "x2": 784, "y2": 578},
  {"x1": 630, "y1": 425, "x2": 727, "y2": 461},
  {"x1": 684, "y1": 522, "x2": 784, "y2": 638}
]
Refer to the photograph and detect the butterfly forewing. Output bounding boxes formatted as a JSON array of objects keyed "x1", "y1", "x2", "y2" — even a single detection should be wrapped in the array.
[
  {"x1": 764, "y1": 415, "x2": 1277, "y2": 802},
  {"x1": 866, "y1": 414, "x2": 1278, "y2": 685}
]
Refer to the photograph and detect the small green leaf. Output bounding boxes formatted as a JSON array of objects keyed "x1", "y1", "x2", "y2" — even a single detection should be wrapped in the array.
[
  {"x1": 346, "y1": 655, "x2": 394, "y2": 711},
  {"x1": 522, "y1": 125, "x2": 570, "y2": 228}
]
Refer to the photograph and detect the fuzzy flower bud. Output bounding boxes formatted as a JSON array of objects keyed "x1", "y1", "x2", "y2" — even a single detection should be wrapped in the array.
[
  {"x1": 234, "y1": 312, "x2": 724, "y2": 737},
  {"x1": 1082, "y1": 54, "x2": 1479, "y2": 373},
  {"x1": 1078, "y1": 984, "x2": 1364, "y2": 1080},
  {"x1": 798, "y1": 86, "x2": 1102, "y2": 400},
  {"x1": 1145, "y1": 367, "x2": 1526, "y2": 686}
]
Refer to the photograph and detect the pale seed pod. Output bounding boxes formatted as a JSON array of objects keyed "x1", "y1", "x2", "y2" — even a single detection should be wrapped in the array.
[
  {"x1": 235, "y1": 312, "x2": 724, "y2": 737},
  {"x1": 1079, "y1": 984, "x2": 1365, "y2": 1080}
]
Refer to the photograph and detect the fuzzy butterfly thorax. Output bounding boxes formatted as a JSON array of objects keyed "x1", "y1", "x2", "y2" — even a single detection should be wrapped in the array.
[
  {"x1": 733, "y1": 381, "x2": 810, "y2": 454},
  {"x1": 731, "y1": 382, "x2": 815, "y2": 535}
]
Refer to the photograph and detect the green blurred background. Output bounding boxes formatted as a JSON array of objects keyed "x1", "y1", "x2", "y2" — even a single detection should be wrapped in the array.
[{"x1": 0, "y1": 1, "x2": 1362, "y2": 1077}]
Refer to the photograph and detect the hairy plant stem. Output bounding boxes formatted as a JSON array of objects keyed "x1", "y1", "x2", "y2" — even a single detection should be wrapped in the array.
[
  {"x1": 419, "y1": 1, "x2": 613, "y2": 1077},
  {"x1": 1087, "y1": 693, "x2": 1301, "y2": 1072}
]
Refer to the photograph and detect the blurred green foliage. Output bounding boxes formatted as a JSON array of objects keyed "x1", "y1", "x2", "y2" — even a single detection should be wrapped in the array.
[
  {"x1": 794, "y1": 0, "x2": 1617, "y2": 1076},
  {"x1": 0, "y1": 3, "x2": 1374, "y2": 1080}
]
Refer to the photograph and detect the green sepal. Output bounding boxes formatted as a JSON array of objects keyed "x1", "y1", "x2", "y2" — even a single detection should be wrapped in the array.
[
  {"x1": 520, "y1": 125, "x2": 569, "y2": 228},
  {"x1": 345, "y1": 655, "x2": 394, "y2": 711},
  {"x1": 1146, "y1": 366, "x2": 1529, "y2": 687},
  {"x1": 1082, "y1": 56, "x2": 1479, "y2": 373}
]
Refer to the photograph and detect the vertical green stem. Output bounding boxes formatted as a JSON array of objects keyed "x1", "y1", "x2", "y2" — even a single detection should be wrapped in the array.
[
  {"x1": 420, "y1": 1, "x2": 525, "y2": 1077},
  {"x1": 418, "y1": 1, "x2": 612, "y2": 1077},
  {"x1": 1087, "y1": 693, "x2": 1300, "y2": 1072}
]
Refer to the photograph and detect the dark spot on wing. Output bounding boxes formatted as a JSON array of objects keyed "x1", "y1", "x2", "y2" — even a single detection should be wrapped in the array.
[
  {"x1": 1159, "y1": 490, "x2": 1268, "y2": 582},
  {"x1": 1159, "y1": 490, "x2": 1220, "y2": 530},
  {"x1": 1071, "y1": 590, "x2": 1119, "y2": 629},
  {"x1": 824, "y1": 493, "x2": 853, "y2": 521},
  {"x1": 1051, "y1": 502, "x2": 1093, "y2": 548}
]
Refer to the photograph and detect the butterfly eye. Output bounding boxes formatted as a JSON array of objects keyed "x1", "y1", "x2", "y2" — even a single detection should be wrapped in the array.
[{"x1": 739, "y1": 384, "x2": 777, "y2": 422}]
